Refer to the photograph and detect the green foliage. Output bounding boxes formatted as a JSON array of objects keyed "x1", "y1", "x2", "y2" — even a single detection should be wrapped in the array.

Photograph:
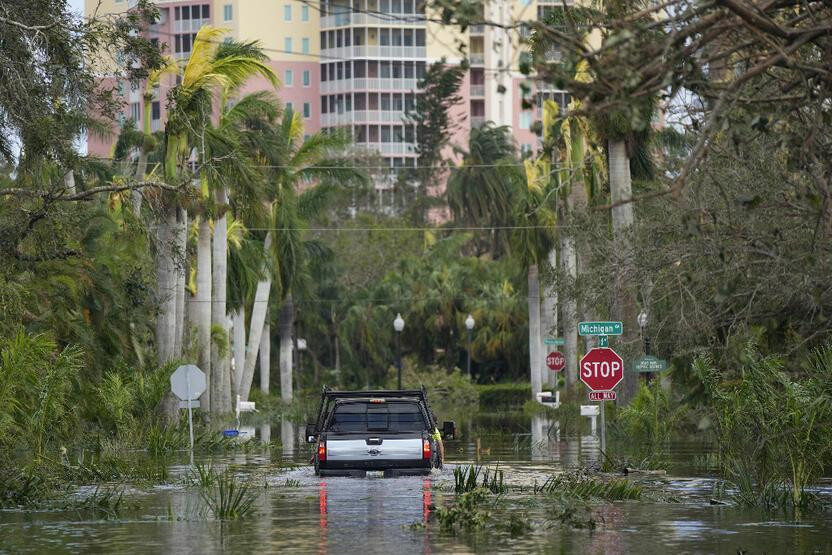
[
  {"x1": 478, "y1": 383, "x2": 531, "y2": 409},
  {"x1": 694, "y1": 341, "x2": 832, "y2": 509},
  {"x1": 615, "y1": 381, "x2": 684, "y2": 445},
  {"x1": 0, "y1": 330, "x2": 83, "y2": 454},
  {"x1": 434, "y1": 488, "x2": 491, "y2": 534},
  {"x1": 387, "y1": 362, "x2": 478, "y2": 410}
]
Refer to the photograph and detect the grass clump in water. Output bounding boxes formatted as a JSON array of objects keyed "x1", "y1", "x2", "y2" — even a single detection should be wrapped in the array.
[
  {"x1": 453, "y1": 464, "x2": 507, "y2": 494},
  {"x1": 198, "y1": 470, "x2": 258, "y2": 520},
  {"x1": 536, "y1": 473, "x2": 642, "y2": 501}
]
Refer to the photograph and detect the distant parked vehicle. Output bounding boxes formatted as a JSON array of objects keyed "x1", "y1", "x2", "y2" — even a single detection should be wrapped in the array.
[{"x1": 306, "y1": 387, "x2": 456, "y2": 477}]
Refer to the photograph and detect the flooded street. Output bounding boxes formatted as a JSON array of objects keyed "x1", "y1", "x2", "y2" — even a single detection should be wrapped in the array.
[{"x1": 2, "y1": 413, "x2": 831, "y2": 554}]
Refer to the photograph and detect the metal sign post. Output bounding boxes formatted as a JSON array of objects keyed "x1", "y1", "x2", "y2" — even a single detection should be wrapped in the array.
[
  {"x1": 578, "y1": 324, "x2": 624, "y2": 456},
  {"x1": 186, "y1": 370, "x2": 194, "y2": 466},
  {"x1": 170, "y1": 364, "x2": 206, "y2": 467}
]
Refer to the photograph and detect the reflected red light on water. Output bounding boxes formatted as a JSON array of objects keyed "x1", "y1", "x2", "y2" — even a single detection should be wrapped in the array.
[
  {"x1": 422, "y1": 478, "x2": 432, "y2": 522},
  {"x1": 319, "y1": 481, "x2": 328, "y2": 526},
  {"x1": 318, "y1": 481, "x2": 328, "y2": 554}
]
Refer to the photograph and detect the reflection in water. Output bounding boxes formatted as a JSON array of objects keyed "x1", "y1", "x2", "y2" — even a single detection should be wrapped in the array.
[
  {"x1": 530, "y1": 415, "x2": 560, "y2": 462},
  {"x1": 319, "y1": 481, "x2": 328, "y2": 554},
  {"x1": 260, "y1": 423, "x2": 271, "y2": 444},
  {"x1": 3, "y1": 410, "x2": 830, "y2": 554},
  {"x1": 282, "y1": 417, "x2": 296, "y2": 458}
]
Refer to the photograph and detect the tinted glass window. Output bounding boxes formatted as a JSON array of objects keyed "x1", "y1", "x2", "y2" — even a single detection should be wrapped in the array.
[{"x1": 328, "y1": 401, "x2": 426, "y2": 432}]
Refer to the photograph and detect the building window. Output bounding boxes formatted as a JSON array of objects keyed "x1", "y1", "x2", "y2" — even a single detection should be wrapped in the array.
[
  {"x1": 151, "y1": 101, "x2": 161, "y2": 120},
  {"x1": 223, "y1": 4, "x2": 232, "y2": 21},
  {"x1": 519, "y1": 111, "x2": 532, "y2": 130},
  {"x1": 284, "y1": 69, "x2": 293, "y2": 86},
  {"x1": 130, "y1": 102, "x2": 141, "y2": 122},
  {"x1": 303, "y1": 102, "x2": 311, "y2": 119},
  {"x1": 302, "y1": 38, "x2": 310, "y2": 55},
  {"x1": 303, "y1": 70, "x2": 311, "y2": 87},
  {"x1": 301, "y1": 5, "x2": 309, "y2": 21},
  {"x1": 284, "y1": 4, "x2": 292, "y2": 21},
  {"x1": 286, "y1": 101, "x2": 293, "y2": 112},
  {"x1": 284, "y1": 37, "x2": 292, "y2": 53}
]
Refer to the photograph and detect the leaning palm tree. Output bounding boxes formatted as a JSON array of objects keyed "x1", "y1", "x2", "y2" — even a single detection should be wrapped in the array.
[
  {"x1": 236, "y1": 109, "x2": 368, "y2": 402},
  {"x1": 162, "y1": 26, "x2": 277, "y2": 415},
  {"x1": 512, "y1": 158, "x2": 556, "y2": 398}
]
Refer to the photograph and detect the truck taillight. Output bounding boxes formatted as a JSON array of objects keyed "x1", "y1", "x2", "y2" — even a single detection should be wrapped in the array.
[
  {"x1": 318, "y1": 440, "x2": 326, "y2": 461},
  {"x1": 422, "y1": 439, "x2": 431, "y2": 460}
]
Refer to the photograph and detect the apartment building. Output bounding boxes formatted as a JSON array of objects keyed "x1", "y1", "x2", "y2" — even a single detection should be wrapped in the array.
[{"x1": 87, "y1": 0, "x2": 571, "y2": 176}]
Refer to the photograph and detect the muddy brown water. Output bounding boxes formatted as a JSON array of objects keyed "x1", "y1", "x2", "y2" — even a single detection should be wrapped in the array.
[{"x1": 2, "y1": 412, "x2": 831, "y2": 554}]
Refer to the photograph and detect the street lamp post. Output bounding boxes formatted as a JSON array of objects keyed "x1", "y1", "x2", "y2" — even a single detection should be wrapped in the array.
[
  {"x1": 465, "y1": 314, "x2": 475, "y2": 380},
  {"x1": 637, "y1": 310, "x2": 649, "y2": 380},
  {"x1": 394, "y1": 313, "x2": 405, "y2": 389}
]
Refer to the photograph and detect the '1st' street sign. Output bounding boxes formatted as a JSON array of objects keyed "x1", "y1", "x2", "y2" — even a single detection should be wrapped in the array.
[{"x1": 579, "y1": 321, "x2": 623, "y2": 336}]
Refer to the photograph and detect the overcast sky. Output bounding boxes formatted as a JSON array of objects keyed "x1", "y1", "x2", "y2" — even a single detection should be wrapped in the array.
[{"x1": 69, "y1": 0, "x2": 84, "y2": 16}]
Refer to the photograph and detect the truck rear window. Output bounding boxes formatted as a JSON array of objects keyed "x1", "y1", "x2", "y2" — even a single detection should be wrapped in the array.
[{"x1": 328, "y1": 401, "x2": 427, "y2": 433}]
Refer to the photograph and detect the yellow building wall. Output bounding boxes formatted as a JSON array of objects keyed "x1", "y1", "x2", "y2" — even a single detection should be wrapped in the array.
[{"x1": 235, "y1": 0, "x2": 320, "y2": 61}]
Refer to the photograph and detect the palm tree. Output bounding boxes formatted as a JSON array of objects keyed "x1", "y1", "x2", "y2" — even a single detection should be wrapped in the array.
[
  {"x1": 162, "y1": 27, "x2": 277, "y2": 414},
  {"x1": 236, "y1": 109, "x2": 368, "y2": 402},
  {"x1": 447, "y1": 123, "x2": 524, "y2": 258},
  {"x1": 513, "y1": 158, "x2": 557, "y2": 398}
]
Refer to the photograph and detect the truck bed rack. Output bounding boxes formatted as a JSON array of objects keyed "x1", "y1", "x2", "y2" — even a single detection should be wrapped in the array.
[{"x1": 311, "y1": 386, "x2": 437, "y2": 434}]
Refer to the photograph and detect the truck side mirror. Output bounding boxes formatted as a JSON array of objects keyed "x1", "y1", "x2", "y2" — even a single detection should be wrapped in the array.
[
  {"x1": 442, "y1": 421, "x2": 456, "y2": 440},
  {"x1": 305, "y1": 424, "x2": 317, "y2": 443}
]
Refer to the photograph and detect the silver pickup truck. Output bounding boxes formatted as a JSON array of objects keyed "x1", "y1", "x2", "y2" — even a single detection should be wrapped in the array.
[{"x1": 306, "y1": 387, "x2": 456, "y2": 477}]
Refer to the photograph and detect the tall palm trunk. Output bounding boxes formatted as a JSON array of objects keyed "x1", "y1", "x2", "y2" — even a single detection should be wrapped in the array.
[
  {"x1": 155, "y1": 204, "x2": 178, "y2": 364},
  {"x1": 174, "y1": 207, "x2": 187, "y2": 358},
  {"x1": 239, "y1": 233, "x2": 273, "y2": 401},
  {"x1": 561, "y1": 231, "x2": 578, "y2": 393},
  {"x1": 609, "y1": 139, "x2": 637, "y2": 403},
  {"x1": 211, "y1": 188, "x2": 231, "y2": 414},
  {"x1": 195, "y1": 217, "x2": 212, "y2": 411},
  {"x1": 259, "y1": 322, "x2": 270, "y2": 394},
  {"x1": 232, "y1": 307, "x2": 246, "y2": 398},
  {"x1": 528, "y1": 264, "x2": 542, "y2": 398},
  {"x1": 278, "y1": 295, "x2": 294, "y2": 402},
  {"x1": 541, "y1": 248, "x2": 558, "y2": 389}
]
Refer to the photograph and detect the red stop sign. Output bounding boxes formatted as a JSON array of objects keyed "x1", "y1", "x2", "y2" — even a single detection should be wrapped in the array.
[
  {"x1": 579, "y1": 347, "x2": 624, "y2": 391},
  {"x1": 546, "y1": 351, "x2": 565, "y2": 372}
]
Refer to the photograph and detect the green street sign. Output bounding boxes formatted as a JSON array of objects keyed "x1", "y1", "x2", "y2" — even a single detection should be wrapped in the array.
[
  {"x1": 579, "y1": 321, "x2": 623, "y2": 336},
  {"x1": 544, "y1": 338, "x2": 565, "y2": 346},
  {"x1": 632, "y1": 355, "x2": 669, "y2": 373}
]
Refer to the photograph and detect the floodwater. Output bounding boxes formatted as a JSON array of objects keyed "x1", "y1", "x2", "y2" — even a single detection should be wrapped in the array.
[{"x1": 2, "y1": 412, "x2": 831, "y2": 554}]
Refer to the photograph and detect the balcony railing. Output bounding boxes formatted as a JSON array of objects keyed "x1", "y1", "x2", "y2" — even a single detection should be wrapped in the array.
[
  {"x1": 469, "y1": 53, "x2": 485, "y2": 65},
  {"x1": 321, "y1": 45, "x2": 427, "y2": 59},
  {"x1": 321, "y1": 110, "x2": 409, "y2": 127},
  {"x1": 470, "y1": 116, "x2": 486, "y2": 128},
  {"x1": 358, "y1": 142, "x2": 417, "y2": 155},
  {"x1": 469, "y1": 24, "x2": 485, "y2": 35},
  {"x1": 321, "y1": 12, "x2": 427, "y2": 28},
  {"x1": 470, "y1": 84, "x2": 485, "y2": 97},
  {"x1": 173, "y1": 18, "x2": 209, "y2": 33},
  {"x1": 321, "y1": 78, "x2": 420, "y2": 93}
]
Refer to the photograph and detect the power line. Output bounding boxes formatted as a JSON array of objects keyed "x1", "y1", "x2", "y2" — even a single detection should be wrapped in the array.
[
  {"x1": 247, "y1": 224, "x2": 571, "y2": 231},
  {"x1": 87, "y1": 157, "x2": 560, "y2": 169}
]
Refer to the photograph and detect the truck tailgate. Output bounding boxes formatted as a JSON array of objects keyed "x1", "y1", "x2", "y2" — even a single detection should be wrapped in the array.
[{"x1": 326, "y1": 438, "x2": 423, "y2": 461}]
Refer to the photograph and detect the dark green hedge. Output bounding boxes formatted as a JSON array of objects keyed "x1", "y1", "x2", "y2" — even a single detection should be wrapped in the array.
[{"x1": 477, "y1": 383, "x2": 531, "y2": 410}]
